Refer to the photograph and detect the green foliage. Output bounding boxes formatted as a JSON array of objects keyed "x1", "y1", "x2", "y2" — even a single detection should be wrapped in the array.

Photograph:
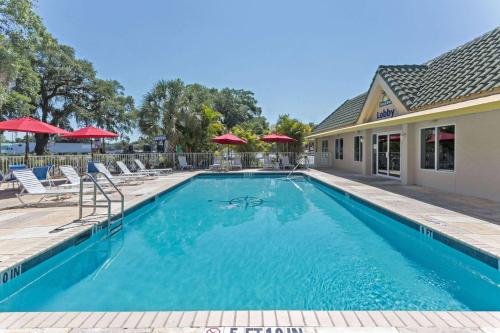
[
  {"x1": 275, "y1": 114, "x2": 312, "y2": 152},
  {"x1": 0, "y1": 0, "x2": 41, "y2": 119},
  {"x1": 213, "y1": 88, "x2": 262, "y2": 128},
  {"x1": 76, "y1": 79, "x2": 136, "y2": 134},
  {"x1": 0, "y1": 0, "x2": 136, "y2": 154},
  {"x1": 138, "y1": 79, "x2": 266, "y2": 152},
  {"x1": 238, "y1": 116, "x2": 269, "y2": 136},
  {"x1": 231, "y1": 126, "x2": 268, "y2": 152},
  {"x1": 139, "y1": 79, "x2": 190, "y2": 151},
  {"x1": 0, "y1": 1, "x2": 313, "y2": 155},
  {"x1": 201, "y1": 104, "x2": 224, "y2": 150}
]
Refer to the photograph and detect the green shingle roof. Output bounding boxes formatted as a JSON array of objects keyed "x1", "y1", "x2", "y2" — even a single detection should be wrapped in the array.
[
  {"x1": 411, "y1": 27, "x2": 500, "y2": 110},
  {"x1": 312, "y1": 92, "x2": 367, "y2": 134},
  {"x1": 379, "y1": 27, "x2": 500, "y2": 111},
  {"x1": 313, "y1": 27, "x2": 500, "y2": 134},
  {"x1": 378, "y1": 65, "x2": 427, "y2": 109}
]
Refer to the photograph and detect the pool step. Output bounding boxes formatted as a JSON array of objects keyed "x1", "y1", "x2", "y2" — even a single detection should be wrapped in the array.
[{"x1": 107, "y1": 218, "x2": 124, "y2": 238}]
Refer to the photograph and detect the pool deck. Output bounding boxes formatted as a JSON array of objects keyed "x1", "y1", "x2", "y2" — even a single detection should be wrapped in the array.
[{"x1": 0, "y1": 168, "x2": 499, "y2": 332}]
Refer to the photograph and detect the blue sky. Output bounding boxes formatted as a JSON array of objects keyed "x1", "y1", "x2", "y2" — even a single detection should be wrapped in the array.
[{"x1": 36, "y1": 0, "x2": 499, "y2": 133}]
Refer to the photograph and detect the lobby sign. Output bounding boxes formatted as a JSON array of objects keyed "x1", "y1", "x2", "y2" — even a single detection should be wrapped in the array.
[{"x1": 372, "y1": 92, "x2": 398, "y2": 121}]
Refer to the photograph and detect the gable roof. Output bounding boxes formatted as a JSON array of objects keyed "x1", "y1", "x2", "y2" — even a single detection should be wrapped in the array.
[
  {"x1": 377, "y1": 65, "x2": 428, "y2": 109},
  {"x1": 313, "y1": 27, "x2": 500, "y2": 134},
  {"x1": 312, "y1": 92, "x2": 367, "y2": 134}
]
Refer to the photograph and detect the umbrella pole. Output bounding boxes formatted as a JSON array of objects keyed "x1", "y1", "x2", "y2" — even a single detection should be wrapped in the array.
[
  {"x1": 227, "y1": 144, "x2": 229, "y2": 171},
  {"x1": 276, "y1": 143, "x2": 278, "y2": 165},
  {"x1": 90, "y1": 139, "x2": 93, "y2": 160},
  {"x1": 24, "y1": 132, "x2": 29, "y2": 166}
]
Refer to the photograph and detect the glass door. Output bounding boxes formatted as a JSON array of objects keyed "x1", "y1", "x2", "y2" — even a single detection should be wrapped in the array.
[
  {"x1": 388, "y1": 133, "x2": 401, "y2": 177},
  {"x1": 376, "y1": 133, "x2": 401, "y2": 178},
  {"x1": 377, "y1": 134, "x2": 388, "y2": 175}
]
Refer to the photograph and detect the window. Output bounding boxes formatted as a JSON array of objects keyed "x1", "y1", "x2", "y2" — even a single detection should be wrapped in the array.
[
  {"x1": 354, "y1": 136, "x2": 363, "y2": 162},
  {"x1": 437, "y1": 126, "x2": 455, "y2": 170},
  {"x1": 321, "y1": 140, "x2": 329, "y2": 158},
  {"x1": 335, "y1": 138, "x2": 343, "y2": 160},
  {"x1": 421, "y1": 128, "x2": 435, "y2": 169},
  {"x1": 420, "y1": 125, "x2": 455, "y2": 171}
]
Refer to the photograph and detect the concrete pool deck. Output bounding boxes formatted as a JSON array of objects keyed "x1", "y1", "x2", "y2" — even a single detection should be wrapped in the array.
[{"x1": 0, "y1": 168, "x2": 499, "y2": 331}]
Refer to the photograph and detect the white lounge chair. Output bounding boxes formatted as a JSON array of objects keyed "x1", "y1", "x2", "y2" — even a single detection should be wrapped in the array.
[
  {"x1": 263, "y1": 156, "x2": 274, "y2": 169},
  {"x1": 210, "y1": 156, "x2": 222, "y2": 170},
  {"x1": 0, "y1": 170, "x2": 14, "y2": 189},
  {"x1": 134, "y1": 159, "x2": 172, "y2": 175},
  {"x1": 178, "y1": 156, "x2": 193, "y2": 170},
  {"x1": 281, "y1": 156, "x2": 293, "y2": 169},
  {"x1": 13, "y1": 169, "x2": 92, "y2": 205},
  {"x1": 232, "y1": 156, "x2": 243, "y2": 170},
  {"x1": 93, "y1": 162, "x2": 142, "y2": 185},
  {"x1": 59, "y1": 165, "x2": 115, "y2": 188},
  {"x1": 116, "y1": 161, "x2": 154, "y2": 179}
]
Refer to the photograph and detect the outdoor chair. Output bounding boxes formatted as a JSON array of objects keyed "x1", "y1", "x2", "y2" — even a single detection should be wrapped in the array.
[
  {"x1": 177, "y1": 156, "x2": 193, "y2": 170},
  {"x1": 281, "y1": 156, "x2": 293, "y2": 169},
  {"x1": 262, "y1": 156, "x2": 274, "y2": 169},
  {"x1": 32, "y1": 165, "x2": 54, "y2": 186},
  {"x1": 93, "y1": 162, "x2": 143, "y2": 185},
  {"x1": 209, "y1": 156, "x2": 222, "y2": 170},
  {"x1": 1, "y1": 164, "x2": 27, "y2": 188},
  {"x1": 232, "y1": 156, "x2": 243, "y2": 170},
  {"x1": 59, "y1": 165, "x2": 115, "y2": 188},
  {"x1": 134, "y1": 159, "x2": 172, "y2": 175},
  {"x1": 0, "y1": 169, "x2": 17, "y2": 189},
  {"x1": 116, "y1": 161, "x2": 154, "y2": 179},
  {"x1": 13, "y1": 169, "x2": 94, "y2": 206}
]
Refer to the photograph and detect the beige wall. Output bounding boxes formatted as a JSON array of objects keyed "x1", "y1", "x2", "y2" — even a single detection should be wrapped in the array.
[
  {"x1": 411, "y1": 108, "x2": 500, "y2": 202},
  {"x1": 314, "y1": 108, "x2": 500, "y2": 202},
  {"x1": 316, "y1": 132, "x2": 364, "y2": 173}
]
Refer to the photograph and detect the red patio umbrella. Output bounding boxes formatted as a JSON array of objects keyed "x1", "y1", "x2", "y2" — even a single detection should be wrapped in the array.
[
  {"x1": 261, "y1": 133, "x2": 296, "y2": 158},
  {"x1": 261, "y1": 133, "x2": 296, "y2": 144},
  {"x1": 212, "y1": 133, "x2": 247, "y2": 169},
  {"x1": 61, "y1": 126, "x2": 119, "y2": 158},
  {"x1": 427, "y1": 132, "x2": 455, "y2": 143},
  {"x1": 0, "y1": 117, "x2": 69, "y2": 164}
]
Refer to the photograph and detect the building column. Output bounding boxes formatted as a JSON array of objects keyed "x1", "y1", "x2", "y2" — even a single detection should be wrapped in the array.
[
  {"x1": 400, "y1": 123, "x2": 415, "y2": 185},
  {"x1": 361, "y1": 130, "x2": 371, "y2": 175}
]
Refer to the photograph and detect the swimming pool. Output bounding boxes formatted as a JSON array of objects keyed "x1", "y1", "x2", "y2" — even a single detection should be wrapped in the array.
[{"x1": 0, "y1": 173, "x2": 499, "y2": 311}]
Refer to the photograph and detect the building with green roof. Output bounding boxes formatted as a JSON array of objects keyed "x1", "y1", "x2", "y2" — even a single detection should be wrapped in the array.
[{"x1": 308, "y1": 27, "x2": 500, "y2": 202}]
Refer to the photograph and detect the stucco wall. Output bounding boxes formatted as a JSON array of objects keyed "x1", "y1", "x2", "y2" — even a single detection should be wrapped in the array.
[
  {"x1": 313, "y1": 108, "x2": 500, "y2": 202},
  {"x1": 411, "y1": 108, "x2": 500, "y2": 202},
  {"x1": 316, "y1": 133, "x2": 363, "y2": 173}
]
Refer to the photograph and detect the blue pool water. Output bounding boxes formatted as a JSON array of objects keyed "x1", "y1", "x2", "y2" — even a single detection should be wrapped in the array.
[{"x1": 0, "y1": 174, "x2": 499, "y2": 311}]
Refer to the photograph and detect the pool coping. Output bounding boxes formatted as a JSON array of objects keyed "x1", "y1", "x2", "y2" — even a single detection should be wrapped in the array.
[
  {"x1": 0, "y1": 310, "x2": 499, "y2": 330},
  {"x1": 0, "y1": 169, "x2": 498, "y2": 326}
]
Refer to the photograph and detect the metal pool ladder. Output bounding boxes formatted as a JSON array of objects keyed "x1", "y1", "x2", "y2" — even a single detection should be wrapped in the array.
[
  {"x1": 78, "y1": 172, "x2": 125, "y2": 238},
  {"x1": 287, "y1": 155, "x2": 308, "y2": 179}
]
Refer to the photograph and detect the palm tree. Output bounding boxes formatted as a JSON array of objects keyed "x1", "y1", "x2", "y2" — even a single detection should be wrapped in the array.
[{"x1": 138, "y1": 79, "x2": 203, "y2": 152}]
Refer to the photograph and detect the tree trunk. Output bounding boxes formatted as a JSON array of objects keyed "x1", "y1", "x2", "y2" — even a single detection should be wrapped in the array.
[
  {"x1": 34, "y1": 94, "x2": 50, "y2": 155},
  {"x1": 34, "y1": 133, "x2": 49, "y2": 155}
]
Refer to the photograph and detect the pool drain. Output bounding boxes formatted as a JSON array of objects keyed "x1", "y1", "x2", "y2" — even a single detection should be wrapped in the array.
[{"x1": 216, "y1": 195, "x2": 263, "y2": 209}]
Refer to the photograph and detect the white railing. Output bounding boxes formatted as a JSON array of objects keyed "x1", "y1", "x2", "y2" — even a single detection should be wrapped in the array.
[{"x1": 0, "y1": 152, "x2": 330, "y2": 174}]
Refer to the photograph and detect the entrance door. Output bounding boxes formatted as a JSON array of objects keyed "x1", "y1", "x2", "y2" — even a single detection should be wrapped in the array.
[
  {"x1": 376, "y1": 133, "x2": 401, "y2": 178},
  {"x1": 388, "y1": 133, "x2": 400, "y2": 177},
  {"x1": 377, "y1": 134, "x2": 388, "y2": 175}
]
